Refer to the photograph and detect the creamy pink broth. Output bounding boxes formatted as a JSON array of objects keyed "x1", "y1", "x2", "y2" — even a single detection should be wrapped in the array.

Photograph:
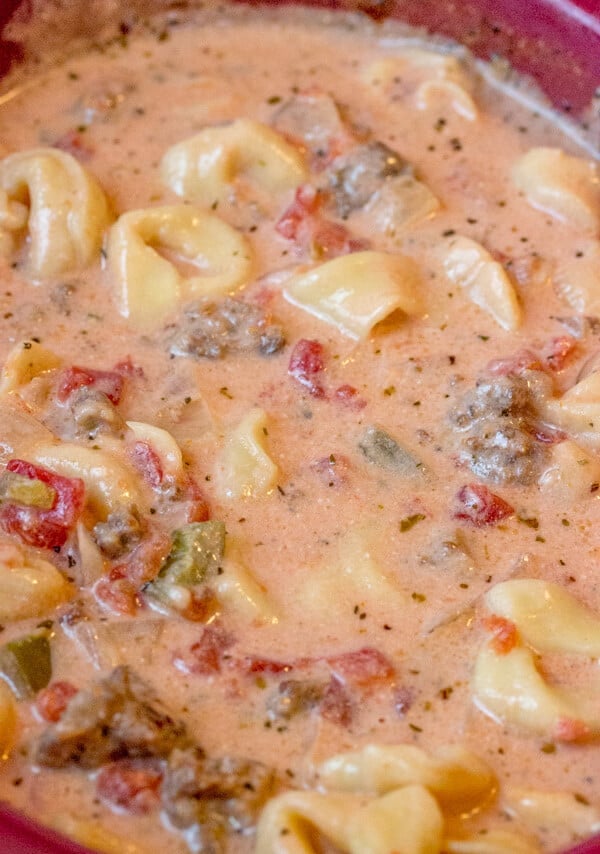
[{"x1": 0, "y1": 4, "x2": 599, "y2": 853}]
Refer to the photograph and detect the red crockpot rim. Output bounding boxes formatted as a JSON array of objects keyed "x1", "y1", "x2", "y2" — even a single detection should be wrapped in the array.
[{"x1": 0, "y1": 1, "x2": 599, "y2": 853}]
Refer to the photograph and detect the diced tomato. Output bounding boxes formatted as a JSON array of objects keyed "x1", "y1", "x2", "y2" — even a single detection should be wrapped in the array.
[
  {"x1": 288, "y1": 339, "x2": 326, "y2": 398},
  {"x1": 0, "y1": 460, "x2": 85, "y2": 549},
  {"x1": 541, "y1": 336, "x2": 577, "y2": 371},
  {"x1": 482, "y1": 615, "x2": 518, "y2": 655},
  {"x1": 554, "y1": 716, "x2": 591, "y2": 743},
  {"x1": 96, "y1": 760, "x2": 163, "y2": 815},
  {"x1": 319, "y1": 675, "x2": 353, "y2": 727},
  {"x1": 334, "y1": 384, "x2": 367, "y2": 410},
  {"x1": 486, "y1": 349, "x2": 542, "y2": 376},
  {"x1": 53, "y1": 129, "x2": 94, "y2": 162},
  {"x1": 95, "y1": 570, "x2": 139, "y2": 616},
  {"x1": 276, "y1": 184, "x2": 321, "y2": 240},
  {"x1": 35, "y1": 681, "x2": 78, "y2": 722},
  {"x1": 326, "y1": 647, "x2": 396, "y2": 689},
  {"x1": 173, "y1": 624, "x2": 234, "y2": 676},
  {"x1": 113, "y1": 356, "x2": 145, "y2": 378},
  {"x1": 276, "y1": 185, "x2": 366, "y2": 260},
  {"x1": 240, "y1": 657, "x2": 294, "y2": 675},
  {"x1": 182, "y1": 475, "x2": 211, "y2": 523},
  {"x1": 57, "y1": 365, "x2": 124, "y2": 405},
  {"x1": 128, "y1": 441, "x2": 163, "y2": 488},
  {"x1": 453, "y1": 483, "x2": 514, "y2": 527}
]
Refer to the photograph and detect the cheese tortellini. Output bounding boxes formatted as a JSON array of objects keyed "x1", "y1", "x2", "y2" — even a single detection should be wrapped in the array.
[
  {"x1": 544, "y1": 370, "x2": 600, "y2": 443},
  {"x1": 30, "y1": 442, "x2": 145, "y2": 517},
  {"x1": 0, "y1": 147, "x2": 111, "y2": 279},
  {"x1": 364, "y1": 49, "x2": 478, "y2": 121},
  {"x1": 216, "y1": 408, "x2": 279, "y2": 500},
  {"x1": 554, "y1": 241, "x2": 600, "y2": 315},
  {"x1": 439, "y1": 235, "x2": 522, "y2": 331},
  {"x1": 284, "y1": 250, "x2": 423, "y2": 340},
  {"x1": 161, "y1": 118, "x2": 308, "y2": 207},
  {"x1": 0, "y1": 340, "x2": 61, "y2": 396},
  {"x1": 512, "y1": 148, "x2": 600, "y2": 233},
  {"x1": 0, "y1": 538, "x2": 72, "y2": 620},
  {"x1": 256, "y1": 742, "x2": 537, "y2": 854},
  {"x1": 106, "y1": 205, "x2": 253, "y2": 328},
  {"x1": 473, "y1": 579, "x2": 600, "y2": 739}
]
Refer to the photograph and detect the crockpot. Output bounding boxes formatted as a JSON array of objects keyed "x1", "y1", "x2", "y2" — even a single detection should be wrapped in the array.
[{"x1": 0, "y1": 1, "x2": 598, "y2": 852}]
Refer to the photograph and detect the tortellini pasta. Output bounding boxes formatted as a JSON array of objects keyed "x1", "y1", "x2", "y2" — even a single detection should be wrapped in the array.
[
  {"x1": 216, "y1": 408, "x2": 278, "y2": 500},
  {"x1": 295, "y1": 524, "x2": 407, "y2": 622},
  {"x1": 445, "y1": 833, "x2": 540, "y2": 854},
  {"x1": 106, "y1": 205, "x2": 253, "y2": 328},
  {"x1": 316, "y1": 743, "x2": 496, "y2": 808},
  {"x1": 539, "y1": 439, "x2": 600, "y2": 500},
  {"x1": 216, "y1": 536, "x2": 279, "y2": 623},
  {"x1": 284, "y1": 250, "x2": 423, "y2": 340},
  {"x1": 364, "y1": 49, "x2": 477, "y2": 121},
  {"x1": 30, "y1": 442, "x2": 144, "y2": 517},
  {"x1": 0, "y1": 340, "x2": 61, "y2": 396},
  {"x1": 512, "y1": 148, "x2": 600, "y2": 233},
  {"x1": 0, "y1": 538, "x2": 73, "y2": 620},
  {"x1": 473, "y1": 579, "x2": 600, "y2": 739},
  {"x1": 0, "y1": 147, "x2": 111, "y2": 278},
  {"x1": 554, "y1": 241, "x2": 600, "y2": 315},
  {"x1": 439, "y1": 235, "x2": 521, "y2": 331},
  {"x1": 544, "y1": 370, "x2": 600, "y2": 442},
  {"x1": 161, "y1": 118, "x2": 308, "y2": 206},
  {"x1": 256, "y1": 742, "x2": 529, "y2": 854},
  {"x1": 504, "y1": 788, "x2": 600, "y2": 844},
  {"x1": 256, "y1": 786, "x2": 444, "y2": 854},
  {"x1": 485, "y1": 579, "x2": 600, "y2": 656}
]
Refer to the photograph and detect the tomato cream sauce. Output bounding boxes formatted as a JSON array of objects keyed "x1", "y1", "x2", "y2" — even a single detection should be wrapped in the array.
[{"x1": 0, "y1": 4, "x2": 599, "y2": 853}]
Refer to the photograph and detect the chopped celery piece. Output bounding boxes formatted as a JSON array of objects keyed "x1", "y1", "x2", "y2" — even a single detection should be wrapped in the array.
[
  {"x1": 0, "y1": 471, "x2": 56, "y2": 509},
  {"x1": 0, "y1": 633, "x2": 52, "y2": 699},
  {"x1": 145, "y1": 521, "x2": 226, "y2": 608}
]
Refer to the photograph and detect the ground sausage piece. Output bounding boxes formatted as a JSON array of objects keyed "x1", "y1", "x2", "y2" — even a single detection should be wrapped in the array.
[
  {"x1": 448, "y1": 374, "x2": 549, "y2": 486},
  {"x1": 329, "y1": 141, "x2": 411, "y2": 218},
  {"x1": 93, "y1": 506, "x2": 145, "y2": 559},
  {"x1": 35, "y1": 666, "x2": 188, "y2": 769},
  {"x1": 168, "y1": 298, "x2": 285, "y2": 360},
  {"x1": 162, "y1": 746, "x2": 277, "y2": 851},
  {"x1": 68, "y1": 386, "x2": 126, "y2": 439}
]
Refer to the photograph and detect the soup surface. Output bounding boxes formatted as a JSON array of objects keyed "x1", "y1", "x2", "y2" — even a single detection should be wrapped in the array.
[{"x1": 0, "y1": 4, "x2": 599, "y2": 853}]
